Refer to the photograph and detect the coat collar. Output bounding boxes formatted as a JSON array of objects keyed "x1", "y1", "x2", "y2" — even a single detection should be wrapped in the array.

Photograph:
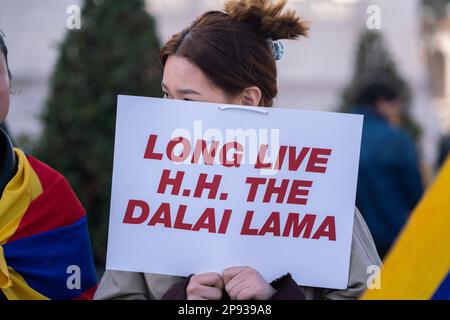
[
  {"x1": 352, "y1": 105, "x2": 384, "y2": 121},
  {"x1": 0, "y1": 126, "x2": 16, "y2": 197}
]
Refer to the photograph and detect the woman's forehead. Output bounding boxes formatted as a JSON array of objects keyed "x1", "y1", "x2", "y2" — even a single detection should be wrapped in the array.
[{"x1": 163, "y1": 55, "x2": 211, "y2": 90}]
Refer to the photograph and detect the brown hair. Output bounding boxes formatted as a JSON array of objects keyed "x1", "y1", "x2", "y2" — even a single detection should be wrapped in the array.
[
  {"x1": 160, "y1": 0, "x2": 309, "y2": 107},
  {"x1": 0, "y1": 30, "x2": 11, "y2": 79}
]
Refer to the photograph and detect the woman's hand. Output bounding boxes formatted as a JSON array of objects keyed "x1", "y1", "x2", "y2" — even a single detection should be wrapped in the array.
[
  {"x1": 223, "y1": 266, "x2": 276, "y2": 300},
  {"x1": 186, "y1": 272, "x2": 224, "y2": 300}
]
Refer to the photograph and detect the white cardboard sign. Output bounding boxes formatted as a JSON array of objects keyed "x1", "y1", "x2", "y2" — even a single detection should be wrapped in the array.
[{"x1": 106, "y1": 95, "x2": 363, "y2": 289}]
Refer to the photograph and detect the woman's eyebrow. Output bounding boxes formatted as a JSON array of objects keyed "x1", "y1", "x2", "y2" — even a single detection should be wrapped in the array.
[
  {"x1": 177, "y1": 88, "x2": 201, "y2": 95},
  {"x1": 161, "y1": 82, "x2": 201, "y2": 95}
]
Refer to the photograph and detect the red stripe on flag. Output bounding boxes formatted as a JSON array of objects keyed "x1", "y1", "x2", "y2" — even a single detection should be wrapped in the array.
[
  {"x1": 8, "y1": 156, "x2": 86, "y2": 242},
  {"x1": 26, "y1": 155, "x2": 61, "y2": 190},
  {"x1": 72, "y1": 285, "x2": 98, "y2": 300}
]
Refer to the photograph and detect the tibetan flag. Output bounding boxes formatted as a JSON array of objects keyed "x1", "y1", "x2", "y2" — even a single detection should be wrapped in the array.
[
  {"x1": 0, "y1": 149, "x2": 97, "y2": 300},
  {"x1": 362, "y1": 157, "x2": 450, "y2": 300}
]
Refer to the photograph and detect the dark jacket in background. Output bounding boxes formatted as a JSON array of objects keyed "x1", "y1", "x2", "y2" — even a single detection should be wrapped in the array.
[{"x1": 353, "y1": 106, "x2": 424, "y2": 258}]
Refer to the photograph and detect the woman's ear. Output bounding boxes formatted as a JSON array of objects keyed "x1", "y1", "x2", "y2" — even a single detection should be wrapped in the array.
[{"x1": 241, "y1": 86, "x2": 262, "y2": 106}]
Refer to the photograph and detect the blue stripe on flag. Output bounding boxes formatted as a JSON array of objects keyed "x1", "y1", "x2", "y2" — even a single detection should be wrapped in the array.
[
  {"x1": 432, "y1": 271, "x2": 450, "y2": 300},
  {"x1": 3, "y1": 216, "x2": 97, "y2": 299}
]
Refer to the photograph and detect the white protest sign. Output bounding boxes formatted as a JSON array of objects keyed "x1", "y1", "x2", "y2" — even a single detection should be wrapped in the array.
[{"x1": 106, "y1": 95, "x2": 363, "y2": 289}]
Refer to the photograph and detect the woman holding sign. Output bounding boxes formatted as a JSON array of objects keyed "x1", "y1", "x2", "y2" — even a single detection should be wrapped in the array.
[{"x1": 96, "y1": 0, "x2": 381, "y2": 300}]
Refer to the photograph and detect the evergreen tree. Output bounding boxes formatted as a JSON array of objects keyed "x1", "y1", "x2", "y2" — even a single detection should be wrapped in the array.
[
  {"x1": 422, "y1": 0, "x2": 450, "y2": 19},
  {"x1": 340, "y1": 30, "x2": 421, "y2": 139},
  {"x1": 36, "y1": 0, "x2": 162, "y2": 264}
]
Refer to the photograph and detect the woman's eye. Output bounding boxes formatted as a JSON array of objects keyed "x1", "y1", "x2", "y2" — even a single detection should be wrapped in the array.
[{"x1": 162, "y1": 92, "x2": 194, "y2": 102}]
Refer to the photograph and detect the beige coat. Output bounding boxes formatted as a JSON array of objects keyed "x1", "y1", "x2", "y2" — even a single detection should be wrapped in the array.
[{"x1": 94, "y1": 208, "x2": 382, "y2": 300}]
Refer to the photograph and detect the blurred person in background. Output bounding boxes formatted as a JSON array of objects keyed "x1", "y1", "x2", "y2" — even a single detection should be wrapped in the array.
[
  {"x1": 0, "y1": 32, "x2": 97, "y2": 300},
  {"x1": 352, "y1": 80, "x2": 424, "y2": 259}
]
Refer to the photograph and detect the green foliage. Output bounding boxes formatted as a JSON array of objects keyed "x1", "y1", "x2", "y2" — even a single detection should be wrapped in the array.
[
  {"x1": 422, "y1": 0, "x2": 450, "y2": 19},
  {"x1": 36, "y1": 0, "x2": 163, "y2": 265},
  {"x1": 339, "y1": 30, "x2": 421, "y2": 140}
]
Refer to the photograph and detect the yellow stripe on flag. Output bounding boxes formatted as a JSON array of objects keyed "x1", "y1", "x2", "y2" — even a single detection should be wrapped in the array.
[
  {"x1": 1, "y1": 267, "x2": 48, "y2": 300},
  {"x1": 0, "y1": 149, "x2": 45, "y2": 299},
  {"x1": 362, "y1": 157, "x2": 450, "y2": 300},
  {"x1": 0, "y1": 149, "x2": 43, "y2": 244}
]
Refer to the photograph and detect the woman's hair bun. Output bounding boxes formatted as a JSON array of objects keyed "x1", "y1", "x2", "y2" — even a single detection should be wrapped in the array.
[{"x1": 224, "y1": 0, "x2": 309, "y2": 40}]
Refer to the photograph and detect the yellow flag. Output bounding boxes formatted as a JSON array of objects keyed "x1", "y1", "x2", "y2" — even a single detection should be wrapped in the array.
[{"x1": 362, "y1": 158, "x2": 450, "y2": 300}]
